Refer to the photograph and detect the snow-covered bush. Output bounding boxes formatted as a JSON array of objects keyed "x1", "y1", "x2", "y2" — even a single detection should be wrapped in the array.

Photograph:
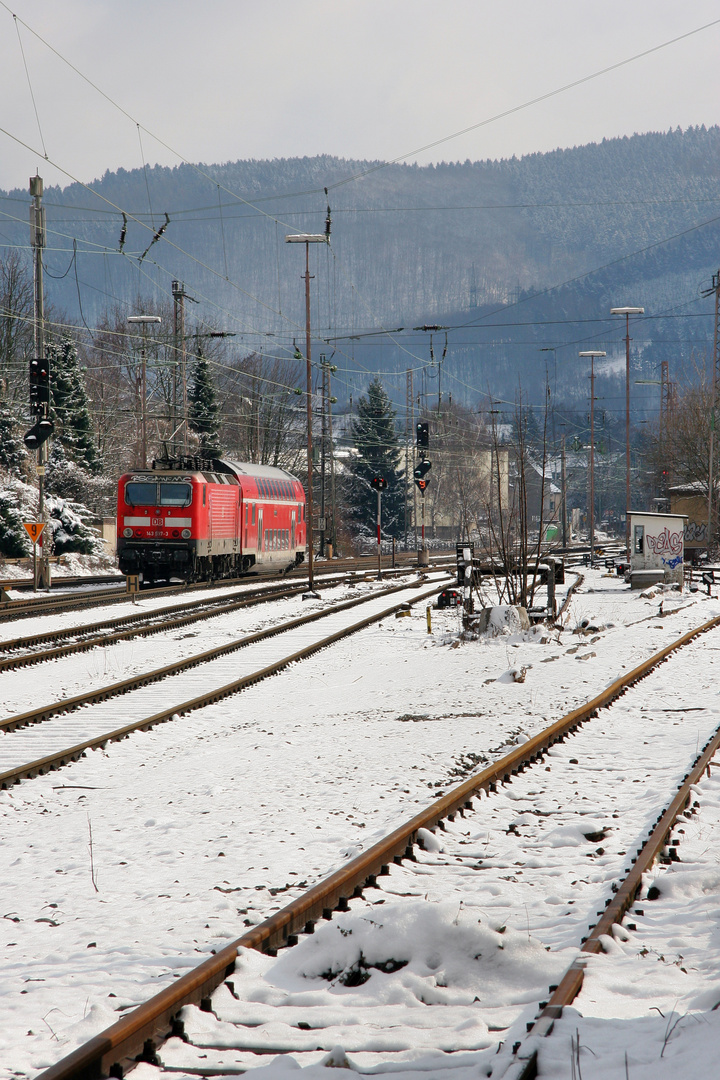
[
  {"x1": 0, "y1": 484, "x2": 32, "y2": 557},
  {"x1": 0, "y1": 471, "x2": 104, "y2": 559},
  {"x1": 45, "y1": 441, "x2": 114, "y2": 515},
  {"x1": 45, "y1": 495, "x2": 104, "y2": 556}
]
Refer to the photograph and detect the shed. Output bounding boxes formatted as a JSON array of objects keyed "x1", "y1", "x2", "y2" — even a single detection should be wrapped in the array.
[{"x1": 629, "y1": 511, "x2": 687, "y2": 588}]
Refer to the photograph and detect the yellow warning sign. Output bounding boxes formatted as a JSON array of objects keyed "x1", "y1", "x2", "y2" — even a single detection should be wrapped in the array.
[{"x1": 23, "y1": 521, "x2": 45, "y2": 543}]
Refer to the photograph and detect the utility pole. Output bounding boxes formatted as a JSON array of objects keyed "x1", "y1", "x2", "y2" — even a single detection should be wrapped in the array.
[
  {"x1": 172, "y1": 281, "x2": 187, "y2": 456},
  {"x1": 286, "y1": 213, "x2": 330, "y2": 596},
  {"x1": 327, "y1": 363, "x2": 337, "y2": 557},
  {"x1": 580, "y1": 352, "x2": 606, "y2": 566},
  {"x1": 611, "y1": 306, "x2": 644, "y2": 555},
  {"x1": 320, "y1": 355, "x2": 328, "y2": 557},
  {"x1": 405, "y1": 368, "x2": 413, "y2": 550},
  {"x1": 30, "y1": 175, "x2": 50, "y2": 591},
  {"x1": 128, "y1": 315, "x2": 161, "y2": 468},
  {"x1": 703, "y1": 272, "x2": 720, "y2": 552},
  {"x1": 561, "y1": 432, "x2": 567, "y2": 547}
]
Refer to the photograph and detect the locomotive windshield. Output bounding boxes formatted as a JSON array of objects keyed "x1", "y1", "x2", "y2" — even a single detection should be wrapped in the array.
[
  {"x1": 125, "y1": 482, "x2": 192, "y2": 507},
  {"x1": 125, "y1": 482, "x2": 156, "y2": 507},
  {"x1": 159, "y1": 483, "x2": 192, "y2": 506}
]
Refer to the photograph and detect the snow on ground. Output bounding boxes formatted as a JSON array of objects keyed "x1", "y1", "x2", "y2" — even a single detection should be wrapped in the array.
[
  {"x1": 0, "y1": 552, "x2": 121, "y2": 582},
  {"x1": 1, "y1": 567, "x2": 719, "y2": 1076},
  {"x1": 537, "y1": 762, "x2": 720, "y2": 1079}
]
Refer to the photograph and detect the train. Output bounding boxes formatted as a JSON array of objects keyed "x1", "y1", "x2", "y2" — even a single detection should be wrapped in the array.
[{"x1": 117, "y1": 456, "x2": 306, "y2": 584}]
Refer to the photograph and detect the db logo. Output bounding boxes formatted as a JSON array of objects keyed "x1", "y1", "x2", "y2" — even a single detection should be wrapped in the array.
[{"x1": 151, "y1": 517, "x2": 162, "y2": 526}]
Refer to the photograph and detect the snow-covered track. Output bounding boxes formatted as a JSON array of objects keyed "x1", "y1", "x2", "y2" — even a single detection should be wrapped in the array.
[
  {"x1": 0, "y1": 569, "x2": 417, "y2": 674},
  {"x1": 35, "y1": 611, "x2": 720, "y2": 1080},
  {"x1": 502, "y1": 718, "x2": 720, "y2": 1080},
  {"x1": 0, "y1": 553, "x2": 449, "y2": 624},
  {"x1": 0, "y1": 576, "x2": 447, "y2": 790}
]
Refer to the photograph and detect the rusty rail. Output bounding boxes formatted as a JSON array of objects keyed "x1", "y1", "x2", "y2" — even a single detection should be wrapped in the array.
[
  {"x1": 0, "y1": 579, "x2": 445, "y2": 790},
  {"x1": 36, "y1": 609, "x2": 720, "y2": 1080}
]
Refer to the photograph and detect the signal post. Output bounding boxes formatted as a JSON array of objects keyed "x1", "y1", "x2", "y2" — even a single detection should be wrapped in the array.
[
  {"x1": 371, "y1": 475, "x2": 388, "y2": 579},
  {"x1": 415, "y1": 421, "x2": 431, "y2": 566},
  {"x1": 25, "y1": 176, "x2": 54, "y2": 591}
]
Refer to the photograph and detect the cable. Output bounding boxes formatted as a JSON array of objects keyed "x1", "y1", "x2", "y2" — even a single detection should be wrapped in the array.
[{"x1": 327, "y1": 18, "x2": 720, "y2": 192}]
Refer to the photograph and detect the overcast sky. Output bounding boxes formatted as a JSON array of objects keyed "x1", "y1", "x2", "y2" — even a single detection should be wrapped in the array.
[{"x1": 1, "y1": 0, "x2": 719, "y2": 194}]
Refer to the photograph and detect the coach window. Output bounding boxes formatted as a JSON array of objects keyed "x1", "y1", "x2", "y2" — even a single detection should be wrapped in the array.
[{"x1": 251, "y1": 504, "x2": 256, "y2": 525}]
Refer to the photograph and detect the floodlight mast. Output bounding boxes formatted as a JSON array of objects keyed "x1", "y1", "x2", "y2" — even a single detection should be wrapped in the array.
[
  {"x1": 610, "y1": 306, "x2": 644, "y2": 555},
  {"x1": 285, "y1": 224, "x2": 330, "y2": 595},
  {"x1": 579, "y1": 352, "x2": 606, "y2": 566}
]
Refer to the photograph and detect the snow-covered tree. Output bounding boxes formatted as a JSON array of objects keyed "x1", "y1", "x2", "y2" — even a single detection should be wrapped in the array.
[
  {"x1": 189, "y1": 345, "x2": 221, "y2": 456},
  {"x1": 47, "y1": 335, "x2": 102, "y2": 474},
  {"x1": 344, "y1": 377, "x2": 404, "y2": 538},
  {"x1": 0, "y1": 484, "x2": 32, "y2": 558},
  {"x1": 0, "y1": 398, "x2": 27, "y2": 473},
  {"x1": 45, "y1": 494, "x2": 104, "y2": 556}
]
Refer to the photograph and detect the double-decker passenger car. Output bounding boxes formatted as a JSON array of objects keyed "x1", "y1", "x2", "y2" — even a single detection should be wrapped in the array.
[{"x1": 117, "y1": 456, "x2": 306, "y2": 583}]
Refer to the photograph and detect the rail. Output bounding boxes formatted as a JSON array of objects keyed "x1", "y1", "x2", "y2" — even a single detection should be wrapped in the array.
[{"x1": 36, "y1": 609, "x2": 720, "y2": 1080}]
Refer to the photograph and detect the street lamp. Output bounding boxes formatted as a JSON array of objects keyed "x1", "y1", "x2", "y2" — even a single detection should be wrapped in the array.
[
  {"x1": 579, "y1": 351, "x2": 606, "y2": 565},
  {"x1": 610, "y1": 306, "x2": 644, "y2": 554},
  {"x1": 286, "y1": 230, "x2": 330, "y2": 596},
  {"x1": 128, "y1": 315, "x2": 162, "y2": 468}
]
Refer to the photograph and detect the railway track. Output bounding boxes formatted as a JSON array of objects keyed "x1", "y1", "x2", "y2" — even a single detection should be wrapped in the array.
[
  {"x1": 0, "y1": 566, "x2": 428, "y2": 674},
  {"x1": 0, "y1": 552, "x2": 451, "y2": 624},
  {"x1": 33, "y1": 601, "x2": 720, "y2": 1079},
  {"x1": 0, "y1": 573, "x2": 448, "y2": 791}
]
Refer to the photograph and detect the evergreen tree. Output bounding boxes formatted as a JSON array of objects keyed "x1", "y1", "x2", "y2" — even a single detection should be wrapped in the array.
[
  {"x1": 189, "y1": 346, "x2": 221, "y2": 456},
  {"x1": 345, "y1": 377, "x2": 404, "y2": 538},
  {"x1": 0, "y1": 398, "x2": 27, "y2": 472},
  {"x1": 47, "y1": 335, "x2": 102, "y2": 474},
  {"x1": 0, "y1": 485, "x2": 32, "y2": 557}
]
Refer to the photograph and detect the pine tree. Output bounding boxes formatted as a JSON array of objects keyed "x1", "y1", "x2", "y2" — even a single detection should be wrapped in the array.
[
  {"x1": 0, "y1": 485, "x2": 32, "y2": 557},
  {"x1": 47, "y1": 335, "x2": 102, "y2": 474},
  {"x1": 189, "y1": 346, "x2": 221, "y2": 456},
  {"x1": 345, "y1": 377, "x2": 404, "y2": 538},
  {"x1": 0, "y1": 398, "x2": 27, "y2": 472}
]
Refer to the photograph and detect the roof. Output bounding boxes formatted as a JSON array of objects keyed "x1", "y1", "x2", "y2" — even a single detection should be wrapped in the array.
[
  {"x1": 223, "y1": 460, "x2": 300, "y2": 482},
  {"x1": 628, "y1": 510, "x2": 688, "y2": 520}
]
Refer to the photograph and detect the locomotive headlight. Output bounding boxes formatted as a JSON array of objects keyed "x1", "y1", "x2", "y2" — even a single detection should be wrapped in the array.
[
  {"x1": 123, "y1": 527, "x2": 133, "y2": 538},
  {"x1": 181, "y1": 528, "x2": 191, "y2": 539}
]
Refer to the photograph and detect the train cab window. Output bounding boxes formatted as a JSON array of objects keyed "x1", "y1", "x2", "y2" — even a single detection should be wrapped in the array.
[
  {"x1": 159, "y1": 483, "x2": 192, "y2": 506},
  {"x1": 125, "y1": 482, "x2": 157, "y2": 506}
]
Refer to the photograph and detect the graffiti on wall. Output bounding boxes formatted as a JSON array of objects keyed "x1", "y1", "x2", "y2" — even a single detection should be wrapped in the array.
[
  {"x1": 685, "y1": 521, "x2": 708, "y2": 544},
  {"x1": 645, "y1": 528, "x2": 683, "y2": 570},
  {"x1": 646, "y1": 528, "x2": 683, "y2": 556}
]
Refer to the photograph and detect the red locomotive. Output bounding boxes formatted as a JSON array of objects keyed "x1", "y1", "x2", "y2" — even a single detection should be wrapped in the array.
[{"x1": 117, "y1": 456, "x2": 306, "y2": 583}]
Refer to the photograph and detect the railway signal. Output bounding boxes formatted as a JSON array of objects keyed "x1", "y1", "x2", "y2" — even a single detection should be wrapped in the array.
[
  {"x1": 415, "y1": 477, "x2": 428, "y2": 493},
  {"x1": 416, "y1": 421, "x2": 429, "y2": 449},
  {"x1": 371, "y1": 477, "x2": 388, "y2": 578},
  {"x1": 413, "y1": 459, "x2": 431, "y2": 481}
]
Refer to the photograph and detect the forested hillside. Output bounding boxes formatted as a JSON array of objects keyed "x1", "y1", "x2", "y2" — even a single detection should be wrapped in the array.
[{"x1": 1, "y1": 125, "x2": 719, "y2": 409}]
